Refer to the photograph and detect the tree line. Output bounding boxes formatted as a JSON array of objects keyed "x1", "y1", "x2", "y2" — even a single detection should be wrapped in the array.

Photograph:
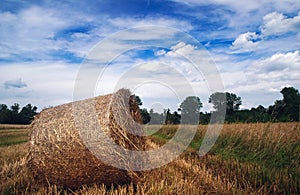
[
  {"x1": 0, "y1": 103, "x2": 37, "y2": 124},
  {"x1": 1, "y1": 86, "x2": 299, "y2": 125},
  {"x1": 137, "y1": 86, "x2": 300, "y2": 124}
]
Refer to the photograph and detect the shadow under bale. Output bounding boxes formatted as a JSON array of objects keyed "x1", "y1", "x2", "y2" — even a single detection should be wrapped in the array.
[{"x1": 28, "y1": 89, "x2": 147, "y2": 189}]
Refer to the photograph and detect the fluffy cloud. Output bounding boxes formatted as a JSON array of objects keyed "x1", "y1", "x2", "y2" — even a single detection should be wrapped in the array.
[
  {"x1": 250, "y1": 50, "x2": 300, "y2": 75},
  {"x1": 0, "y1": 6, "x2": 68, "y2": 60},
  {"x1": 0, "y1": 61, "x2": 79, "y2": 109},
  {"x1": 230, "y1": 32, "x2": 259, "y2": 52},
  {"x1": 108, "y1": 17, "x2": 193, "y2": 31},
  {"x1": 261, "y1": 12, "x2": 300, "y2": 36},
  {"x1": 171, "y1": 0, "x2": 300, "y2": 14},
  {"x1": 230, "y1": 11, "x2": 300, "y2": 53},
  {"x1": 242, "y1": 50, "x2": 300, "y2": 97},
  {"x1": 167, "y1": 42, "x2": 197, "y2": 57}
]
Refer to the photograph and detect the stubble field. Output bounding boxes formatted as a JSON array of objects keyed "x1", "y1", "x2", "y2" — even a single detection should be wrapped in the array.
[{"x1": 0, "y1": 122, "x2": 299, "y2": 194}]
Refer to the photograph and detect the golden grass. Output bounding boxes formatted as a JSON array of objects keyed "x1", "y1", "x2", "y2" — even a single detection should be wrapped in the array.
[
  {"x1": 0, "y1": 124, "x2": 30, "y2": 129},
  {"x1": 0, "y1": 122, "x2": 299, "y2": 194}
]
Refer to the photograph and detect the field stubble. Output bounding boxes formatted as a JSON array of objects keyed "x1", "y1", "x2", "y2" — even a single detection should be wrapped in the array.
[{"x1": 0, "y1": 122, "x2": 299, "y2": 194}]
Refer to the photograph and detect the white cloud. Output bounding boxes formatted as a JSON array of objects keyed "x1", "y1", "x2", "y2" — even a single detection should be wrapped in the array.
[
  {"x1": 261, "y1": 11, "x2": 300, "y2": 36},
  {"x1": 155, "y1": 49, "x2": 166, "y2": 56},
  {"x1": 108, "y1": 17, "x2": 193, "y2": 31},
  {"x1": 230, "y1": 32, "x2": 259, "y2": 52},
  {"x1": 167, "y1": 42, "x2": 197, "y2": 57},
  {"x1": 171, "y1": 0, "x2": 300, "y2": 14},
  {"x1": 241, "y1": 50, "x2": 300, "y2": 98},
  {"x1": 0, "y1": 61, "x2": 79, "y2": 109},
  {"x1": 230, "y1": 11, "x2": 300, "y2": 54},
  {"x1": 251, "y1": 50, "x2": 300, "y2": 73},
  {"x1": 0, "y1": 6, "x2": 68, "y2": 59}
]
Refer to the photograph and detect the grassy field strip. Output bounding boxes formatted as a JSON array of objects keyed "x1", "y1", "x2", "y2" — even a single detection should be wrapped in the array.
[
  {"x1": 0, "y1": 124, "x2": 30, "y2": 130},
  {"x1": 0, "y1": 129, "x2": 28, "y2": 147},
  {"x1": 0, "y1": 123, "x2": 299, "y2": 194},
  {"x1": 146, "y1": 123, "x2": 300, "y2": 194}
]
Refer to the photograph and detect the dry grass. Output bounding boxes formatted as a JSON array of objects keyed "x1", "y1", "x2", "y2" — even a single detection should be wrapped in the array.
[
  {"x1": 0, "y1": 122, "x2": 299, "y2": 194},
  {"x1": 0, "y1": 124, "x2": 29, "y2": 129},
  {"x1": 0, "y1": 143, "x2": 248, "y2": 194}
]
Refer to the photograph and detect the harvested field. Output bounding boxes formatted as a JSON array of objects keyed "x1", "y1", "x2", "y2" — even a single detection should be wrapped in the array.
[
  {"x1": 0, "y1": 122, "x2": 299, "y2": 194},
  {"x1": 0, "y1": 124, "x2": 29, "y2": 130}
]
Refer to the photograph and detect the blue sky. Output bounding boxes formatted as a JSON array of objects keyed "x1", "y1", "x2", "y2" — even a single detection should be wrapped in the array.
[{"x1": 0, "y1": 0, "x2": 300, "y2": 112}]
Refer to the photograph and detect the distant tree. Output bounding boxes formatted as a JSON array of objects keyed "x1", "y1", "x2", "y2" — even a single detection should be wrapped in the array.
[
  {"x1": 209, "y1": 92, "x2": 242, "y2": 114},
  {"x1": 172, "y1": 111, "x2": 181, "y2": 124},
  {"x1": 0, "y1": 103, "x2": 38, "y2": 124},
  {"x1": 179, "y1": 96, "x2": 202, "y2": 124},
  {"x1": 208, "y1": 92, "x2": 227, "y2": 113},
  {"x1": 280, "y1": 87, "x2": 300, "y2": 121},
  {"x1": 199, "y1": 112, "x2": 211, "y2": 124},
  {"x1": 268, "y1": 87, "x2": 300, "y2": 121},
  {"x1": 132, "y1": 95, "x2": 151, "y2": 124},
  {"x1": 268, "y1": 100, "x2": 285, "y2": 121},
  {"x1": 251, "y1": 105, "x2": 270, "y2": 122},
  {"x1": 0, "y1": 104, "x2": 10, "y2": 124},
  {"x1": 19, "y1": 104, "x2": 38, "y2": 124},
  {"x1": 140, "y1": 108, "x2": 151, "y2": 124},
  {"x1": 9, "y1": 103, "x2": 20, "y2": 124},
  {"x1": 165, "y1": 109, "x2": 172, "y2": 124},
  {"x1": 134, "y1": 95, "x2": 142, "y2": 106},
  {"x1": 149, "y1": 109, "x2": 165, "y2": 124}
]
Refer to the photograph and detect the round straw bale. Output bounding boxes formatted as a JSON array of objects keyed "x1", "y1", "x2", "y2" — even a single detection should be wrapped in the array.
[{"x1": 28, "y1": 89, "x2": 146, "y2": 189}]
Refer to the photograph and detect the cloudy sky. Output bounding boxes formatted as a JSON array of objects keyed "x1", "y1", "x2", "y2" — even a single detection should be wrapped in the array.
[{"x1": 1, "y1": 0, "x2": 300, "y2": 112}]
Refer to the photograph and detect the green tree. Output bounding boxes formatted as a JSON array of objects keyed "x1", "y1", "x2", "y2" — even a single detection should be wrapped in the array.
[
  {"x1": 179, "y1": 96, "x2": 202, "y2": 124},
  {"x1": 199, "y1": 112, "x2": 211, "y2": 124},
  {"x1": 269, "y1": 87, "x2": 300, "y2": 121},
  {"x1": 19, "y1": 104, "x2": 38, "y2": 124},
  {"x1": 149, "y1": 109, "x2": 164, "y2": 124},
  {"x1": 0, "y1": 104, "x2": 10, "y2": 124},
  {"x1": 209, "y1": 92, "x2": 242, "y2": 123},
  {"x1": 134, "y1": 95, "x2": 142, "y2": 106},
  {"x1": 209, "y1": 92, "x2": 242, "y2": 114},
  {"x1": 172, "y1": 111, "x2": 181, "y2": 124},
  {"x1": 280, "y1": 87, "x2": 300, "y2": 121},
  {"x1": 132, "y1": 95, "x2": 151, "y2": 124},
  {"x1": 10, "y1": 103, "x2": 20, "y2": 124},
  {"x1": 140, "y1": 108, "x2": 151, "y2": 124},
  {"x1": 165, "y1": 109, "x2": 172, "y2": 124}
]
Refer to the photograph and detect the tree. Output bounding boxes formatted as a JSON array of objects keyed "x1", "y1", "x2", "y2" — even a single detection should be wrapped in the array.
[
  {"x1": 140, "y1": 108, "x2": 151, "y2": 124},
  {"x1": 165, "y1": 109, "x2": 172, "y2": 124},
  {"x1": 172, "y1": 111, "x2": 181, "y2": 124},
  {"x1": 209, "y1": 92, "x2": 242, "y2": 114},
  {"x1": 179, "y1": 96, "x2": 202, "y2": 124},
  {"x1": 132, "y1": 95, "x2": 151, "y2": 124},
  {"x1": 199, "y1": 112, "x2": 211, "y2": 124},
  {"x1": 280, "y1": 87, "x2": 300, "y2": 121},
  {"x1": 0, "y1": 104, "x2": 10, "y2": 124},
  {"x1": 149, "y1": 109, "x2": 165, "y2": 124},
  {"x1": 9, "y1": 103, "x2": 20, "y2": 124},
  {"x1": 268, "y1": 87, "x2": 300, "y2": 121},
  {"x1": 134, "y1": 95, "x2": 142, "y2": 106},
  {"x1": 0, "y1": 103, "x2": 38, "y2": 124},
  {"x1": 19, "y1": 104, "x2": 38, "y2": 124}
]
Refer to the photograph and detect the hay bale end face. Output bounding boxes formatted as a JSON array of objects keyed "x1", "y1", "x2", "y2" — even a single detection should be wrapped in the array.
[{"x1": 28, "y1": 89, "x2": 146, "y2": 189}]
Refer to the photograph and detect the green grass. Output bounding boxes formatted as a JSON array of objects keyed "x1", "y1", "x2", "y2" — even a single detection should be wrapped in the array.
[
  {"x1": 0, "y1": 129, "x2": 28, "y2": 147},
  {"x1": 146, "y1": 123, "x2": 300, "y2": 193},
  {"x1": 0, "y1": 123, "x2": 299, "y2": 194}
]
